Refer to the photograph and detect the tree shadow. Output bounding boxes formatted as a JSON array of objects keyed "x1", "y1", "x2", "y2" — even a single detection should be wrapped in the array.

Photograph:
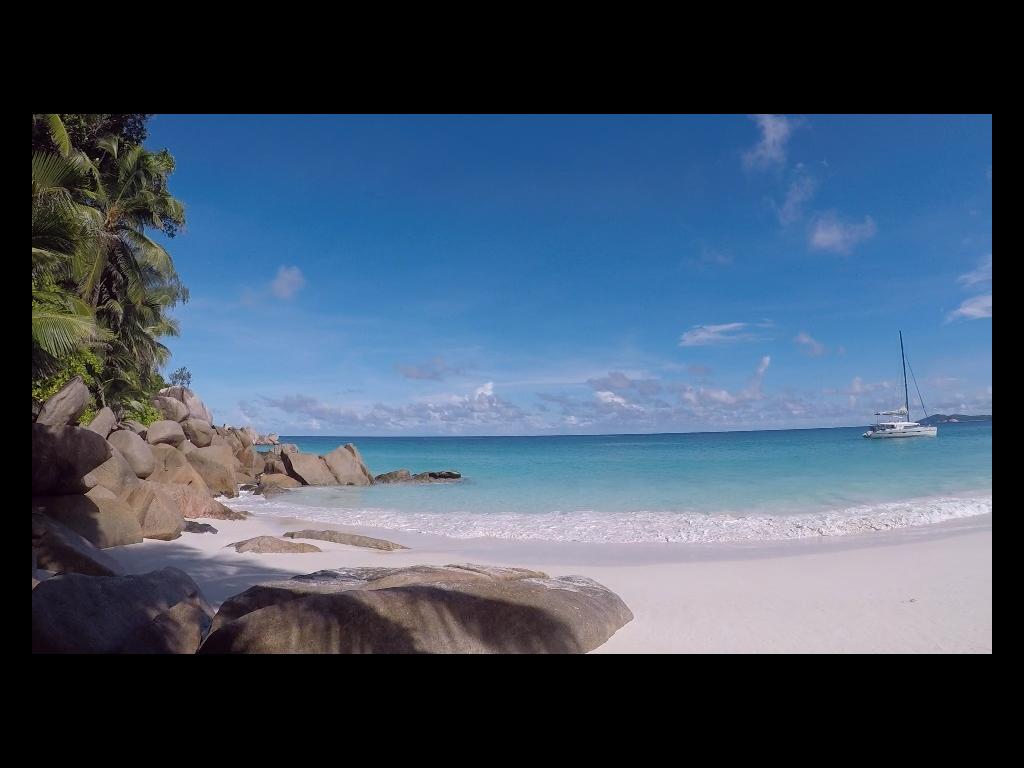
[{"x1": 106, "y1": 541, "x2": 301, "y2": 608}]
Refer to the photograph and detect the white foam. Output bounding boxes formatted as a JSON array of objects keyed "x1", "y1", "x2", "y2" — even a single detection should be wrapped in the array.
[{"x1": 222, "y1": 490, "x2": 993, "y2": 544}]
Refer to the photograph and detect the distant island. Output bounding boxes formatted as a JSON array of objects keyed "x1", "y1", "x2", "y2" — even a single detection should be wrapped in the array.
[{"x1": 917, "y1": 414, "x2": 992, "y2": 425}]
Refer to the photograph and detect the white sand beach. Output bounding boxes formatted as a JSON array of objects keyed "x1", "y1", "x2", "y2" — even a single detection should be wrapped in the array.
[{"x1": 103, "y1": 511, "x2": 993, "y2": 654}]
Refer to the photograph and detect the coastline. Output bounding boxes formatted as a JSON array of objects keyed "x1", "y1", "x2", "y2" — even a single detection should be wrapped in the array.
[{"x1": 105, "y1": 509, "x2": 993, "y2": 653}]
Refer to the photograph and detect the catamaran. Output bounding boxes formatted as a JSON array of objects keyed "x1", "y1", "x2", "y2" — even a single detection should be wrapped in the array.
[{"x1": 863, "y1": 331, "x2": 938, "y2": 439}]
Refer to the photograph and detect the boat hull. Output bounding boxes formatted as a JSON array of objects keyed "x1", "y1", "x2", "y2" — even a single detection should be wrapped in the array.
[{"x1": 863, "y1": 426, "x2": 938, "y2": 438}]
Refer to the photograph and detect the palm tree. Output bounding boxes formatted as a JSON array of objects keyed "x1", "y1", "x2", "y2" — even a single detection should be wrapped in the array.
[
  {"x1": 32, "y1": 123, "x2": 188, "y2": 414},
  {"x1": 31, "y1": 148, "x2": 105, "y2": 372}
]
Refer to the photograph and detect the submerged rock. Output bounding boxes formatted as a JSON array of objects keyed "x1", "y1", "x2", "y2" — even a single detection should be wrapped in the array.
[
  {"x1": 184, "y1": 521, "x2": 218, "y2": 534},
  {"x1": 200, "y1": 564, "x2": 633, "y2": 654},
  {"x1": 374, "y1": 469, "x2": 411, "y2": 484}
]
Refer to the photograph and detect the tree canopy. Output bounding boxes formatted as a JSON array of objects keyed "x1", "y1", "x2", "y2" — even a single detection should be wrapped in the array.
[{"x1": 32, "y1": 113, "x2": 187, "y2": 425}]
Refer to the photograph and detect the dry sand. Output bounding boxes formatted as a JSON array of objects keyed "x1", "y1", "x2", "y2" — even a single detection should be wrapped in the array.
[{"x1": 104, "y1": 511, "x2": 992, "y2": 653}]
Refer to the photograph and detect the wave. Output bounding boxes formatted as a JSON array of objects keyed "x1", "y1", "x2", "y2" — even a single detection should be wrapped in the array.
[{"x1": 221, "y1": 491, "x2": 993, "y2": 544}]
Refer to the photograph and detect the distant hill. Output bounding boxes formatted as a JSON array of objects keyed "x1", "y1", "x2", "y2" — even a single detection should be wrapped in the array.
[{"x1": 917, "y1": 414, "x2": 992, "y2": 425}]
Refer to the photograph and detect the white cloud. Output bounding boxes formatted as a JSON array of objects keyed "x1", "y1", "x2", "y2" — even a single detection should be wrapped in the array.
[
  {"x1": 957, "y1": 254, "x2": 992, "y2": 287},
  {"x1": 794, "y1": 331, "x2": 826, "y2": 357},
  {"x1": 777, "y1": 170, "x2": 817, "y2": 225},
  {"x1": 947, "y1": 294, "x2": 992, "y2": 321},
  {"x1": 595, "y1": 391, "x2": 643, "y2": 412},
  {"x1": 809, "y1": 212, "x2": 877, "y2": 254},
  {"x1": 270, "y1": 265, "x2": 306, "y2": 299},
  {"x1": 679, "y1": 322, "x2": 769, "y2": 347},
  {"x1": 743, "y1": 115, "x2": 794, "y2": 170}
]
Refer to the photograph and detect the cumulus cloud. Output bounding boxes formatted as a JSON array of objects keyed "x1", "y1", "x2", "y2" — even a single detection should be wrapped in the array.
[
  {"x1": 260, "y1": 382, "x2": 528, "y2": 434},
  {"x1": 679, "y1": 322, "x2": 770, "y2": 347},
  {"x1": 809, "y1": 213, "x2": 877, "y2": 254},
  {"x1": 270, "y1": 265, "x2": 306, "y2": 299},
  {"x1": 947, "y1": 294, "x2": 992, "y2": 321},
  {"x1": 396, "y1": 356, "x2": 463, "y2": 381},
  {"x1": 595, "y1": 390, "x2": 643, "y2": 412},
  {"x1": 794, "y1": 331, "x2": 826, "y2": 357},
  {"x1": 743, "y1": 114, "x2": 794, "y2": 170},
  {"x1": 777, "y1": 169, "x2": 817, "y2": 225},
  {"x1": 957, "y1": 254, "x2": 992, "y2": 287}
]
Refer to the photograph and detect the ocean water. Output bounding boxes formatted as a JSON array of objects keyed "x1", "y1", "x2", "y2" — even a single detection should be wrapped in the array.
[{"x1": 231, "y1": 424, "x2": 993, "y2": 544}]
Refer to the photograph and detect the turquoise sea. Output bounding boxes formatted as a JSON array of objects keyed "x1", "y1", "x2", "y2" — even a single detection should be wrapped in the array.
[{"x1": 233, "y1": 423, "x2": 992, "y2": 543}]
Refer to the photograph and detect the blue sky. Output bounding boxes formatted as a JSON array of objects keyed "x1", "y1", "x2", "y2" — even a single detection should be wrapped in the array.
[{"x1": 147, "y1": 115, "x2": 992, "y2": 435}]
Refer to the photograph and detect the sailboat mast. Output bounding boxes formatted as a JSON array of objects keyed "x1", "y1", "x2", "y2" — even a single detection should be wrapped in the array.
[{"x1": 899, "y1": 330, "x2": 909, "y2": 418}]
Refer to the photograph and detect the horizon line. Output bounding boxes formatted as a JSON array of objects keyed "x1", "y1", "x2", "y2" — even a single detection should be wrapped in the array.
[{"x1": 263, "y1": 419, "x2": 988, "y2": 440}]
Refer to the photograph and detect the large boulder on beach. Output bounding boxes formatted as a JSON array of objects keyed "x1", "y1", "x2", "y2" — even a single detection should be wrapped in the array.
[
  {"x1": 221, "y1": 430, "x2": 243, "y2": 456},
  {"x1": 151, "y1": 395, "x2": 190, "y2": 423},
  {"x1": 32, "y1": 513, "x2": 123, "y2": 577},
  {"x1": 123, "y1": 481, "x2": 183, "y2": 540},
  {"x1": 322, "y1": 444, "x2": 374, "y2": 486},
  {"x1": 35, "y1": 376, "x2": 90, "y2": 426},
  {"x1": 200, "y1": 565, "x2": 634, "y2": 654},
  {"x1": 283, "y1": 530, "x2": 408, "y2": 551},
  {"x1": 107, "y1": 430, "x2": 156, "y2": 479},
  {"x1": 32, "y1": 486, "x2": 144, "y2": 549},
  {"x1": 264, "y1": 457, "x2": 287, "y2": 476},
  {"x1": 239, "y1": 447, "x2": 263, "y2": 475},
  {"x1": 152, "y1": 483, "x2": 248, "y2": 520},
  {"x1": 90, "y1": 446, "x2": 140, "y2": 499},
  {"x1": 32, "y1": 423, "x2": 112, "y2": 495},
  {"x1": 84, "y1": 407, "x2": 116, "y2": 438},
  {"x1": 186, "y1": 445, "x2": 238, "y2": 498},
  {"x1": 282, "y1": 452, "x2": 337, "y2": 486},
  {"x1": 255, "y1": 473, "x2": 301, "y2": 497},
  {"x1": 148, "y1": 444, "x2": 212, "y2": 494},
  {"x1": 228, "y1": 536, "x2": 322, "y2": 554},
  {"x1": 181, "y1": 418, "x2": 214, "y2": 448},
  {"x1": 229, "y1": 427, "x2": 253, "y2": 450},
  {"x1": 146, "y1": 420, "x2": 186, "y2": 447},
  {"x1": 32, "y1": 567, "x2": 213, "y2": 653},
  {"x1": 122, "y1": 419, "x2": 147, "y2": 436},
  {"x1": 158, "y1": 386, "x2": 213, "y2": 424}
]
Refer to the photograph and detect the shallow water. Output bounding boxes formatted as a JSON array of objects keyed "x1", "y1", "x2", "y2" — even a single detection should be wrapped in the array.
[{"x1": 235, "y1": 424, "x2": 992, "y2": 543}]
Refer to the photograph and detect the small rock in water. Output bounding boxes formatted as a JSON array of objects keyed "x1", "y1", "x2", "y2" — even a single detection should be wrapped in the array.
[{"x1": 184, "y1": 521, "x2": 218, "y2": 535}]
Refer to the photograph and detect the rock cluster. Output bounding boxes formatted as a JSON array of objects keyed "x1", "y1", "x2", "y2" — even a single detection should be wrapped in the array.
[{"x1": 31, "y1": 382, "x2": 633, "y2": 653}]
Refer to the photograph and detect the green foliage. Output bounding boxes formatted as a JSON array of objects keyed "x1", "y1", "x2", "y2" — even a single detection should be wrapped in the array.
[
  {"x1": 31, "y1": 348, "x2": 102, "y2": 403},
  {"x1": 31, "y1": 113, "x2": 189, "y2": 420},
  {"x1": 123, "y1": 399, "x2": 162, "y2": 426},
  {"x1": 32, "y1": 348, "x2": 102, "y2": 421},
  {"x1": 170, "y1": 366, "x2": 192, "y2": 387}
]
